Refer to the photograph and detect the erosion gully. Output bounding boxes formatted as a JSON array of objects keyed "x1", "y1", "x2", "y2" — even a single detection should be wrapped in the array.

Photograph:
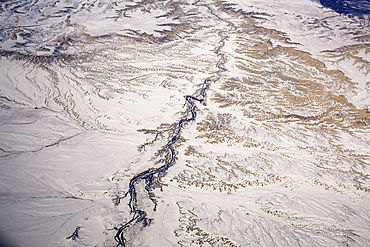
[{"x1": 114, "y1": 5, "x2": 232, "y2": 247}]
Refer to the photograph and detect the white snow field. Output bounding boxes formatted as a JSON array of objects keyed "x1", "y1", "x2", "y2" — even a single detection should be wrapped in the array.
[{"x1": 0, "y1": 0, "x2": 369, "y2": 246}]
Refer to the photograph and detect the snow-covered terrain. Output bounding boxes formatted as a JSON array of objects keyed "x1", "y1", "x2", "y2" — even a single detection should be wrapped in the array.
[{"x1": 0, "y1": 0, "x2": 369, "y2": 246}]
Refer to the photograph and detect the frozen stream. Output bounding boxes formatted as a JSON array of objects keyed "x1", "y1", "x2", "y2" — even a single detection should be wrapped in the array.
[{"x1": 0, "y1": 0, "x2": 369, "y2": 246}]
